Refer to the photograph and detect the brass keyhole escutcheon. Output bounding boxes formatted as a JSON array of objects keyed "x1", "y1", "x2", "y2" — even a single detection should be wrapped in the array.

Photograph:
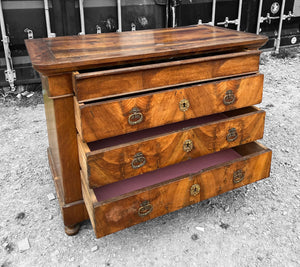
[
  {"x1": 179, "y1": 99, "x2": 190, "y2": 112},
  {"x1": 190, "y1": 184, "x2": 200, "y2": 196},
  {"x1": 138, "y1": 200, "x2": 153, "y2": 217},
  {"x1": 131, "y1": 152, "x2": 146, "y2": 169},
  {"x1": 226, "y1": 128, "x2": 238, "y2": 142},
  {"x1": 233, "y1": 169, "x2": 245, "y2": 184},
  {"x1": 128, "y1": 107, "x2": 143, "y2": 125},
  {"x1": 223, "y1": 90, "x2": 236, "y2": 105},
  {"x1": 183, "y1": 139, "x2": 193, "y2": 152}
]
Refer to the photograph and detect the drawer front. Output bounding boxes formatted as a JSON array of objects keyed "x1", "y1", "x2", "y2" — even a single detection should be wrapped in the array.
[
  {"x1": 73, "y1": 50, "x2": 261, "y2": 102},
  {"x1": 79, "y1": 107, "x2": 266, "y2": 188},
  {"x1": 81, "y1": 142, "x2": 272, "y2": 238},
  {"x1": 75, "y1": 74, "x2": 264, "y2": 143}
]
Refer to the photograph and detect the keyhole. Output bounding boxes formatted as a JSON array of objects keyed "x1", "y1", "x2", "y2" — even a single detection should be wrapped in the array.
[
  {"x1": 179, "y1": 99, "x2": 190, "y2": 112},
  {"x1": 190, "y1": 184, "x2": 200, "y2": 196},
  {"x1": 183, "y1": 139, "x2": 193, "y2": 152}
]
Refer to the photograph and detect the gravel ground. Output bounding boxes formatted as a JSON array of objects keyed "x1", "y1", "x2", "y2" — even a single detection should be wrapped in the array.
[{"x1": 0, "y1": 48, "x2": 299, "y2": 267}]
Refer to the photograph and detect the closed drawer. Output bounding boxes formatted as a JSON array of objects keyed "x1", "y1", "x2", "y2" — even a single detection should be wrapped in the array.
[
  {"x1": 74, "y1": 73, "x2": 264, "y2": 143},
  {"x1": 73, "y1": 50, "x2": 261, "y2": 102},
  {"x1": 81, "y1": 142, "x2": 272, "y2": 238},
  {"x1": 78, "y1": 106, "x2": 265, "y2": 188}
]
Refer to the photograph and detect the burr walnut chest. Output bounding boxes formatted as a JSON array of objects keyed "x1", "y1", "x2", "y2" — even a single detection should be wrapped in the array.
[{"x1": 26, "y1": 25, "x2": 272, "y2": 238}]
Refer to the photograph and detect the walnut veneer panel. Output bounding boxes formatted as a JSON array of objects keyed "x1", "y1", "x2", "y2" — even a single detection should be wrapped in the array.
[
  {"x1": 81, "y1": 142, "x2": 271, "y2": 238},
  {"x1": 42, "y1": 76, "x2": 82, "y2": 204},
  {"x1": 75, "y1": 74, "x2": 264, "y2": 142},
  {"x1": 78, "y1": 107, "x2": 265, "y2": 188},
  {"x1": 25, "y1": 25, "x2": 267, "y2": 77},
  {"x1": 73, "y1": 50, "x2": 260, "y2": 102}
]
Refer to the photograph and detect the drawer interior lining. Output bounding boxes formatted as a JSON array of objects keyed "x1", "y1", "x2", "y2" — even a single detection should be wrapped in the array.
[
  {"x1": 93, "y1": 148, "x2": 241, "y2": 202},
  {"x1": 88, "y1": 113, "x2": 227, "y2": 151}
]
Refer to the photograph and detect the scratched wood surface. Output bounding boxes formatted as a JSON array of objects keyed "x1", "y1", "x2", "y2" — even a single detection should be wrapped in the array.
[
  {"x1": 81, "y1": 142, "x2": 271, "y2": 238},
  {"x1": 25, "y1": 25, "x2": 267, "y2": 76},
  {"x1": 75, "y1": 74, "x2": 264, "y2": 143},
  {"x1": 78, "y1": 107, "x2": 265, "y2": 188},
  {"x1": 74, "y1": 50, "x2": 260, "y2": 101}
]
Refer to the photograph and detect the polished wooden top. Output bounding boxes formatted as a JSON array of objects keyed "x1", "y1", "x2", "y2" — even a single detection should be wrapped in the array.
[{"x1": 25, "y1": 25, "x2": 268, "y2": 75}]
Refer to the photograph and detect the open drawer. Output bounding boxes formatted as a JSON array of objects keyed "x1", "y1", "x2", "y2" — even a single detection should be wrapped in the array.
[
  {"x1": 81, "y1": 142, "x2": 272, "y2": 238},
  {"x1": 74, "y1": 73, "x2": 264, "y2": 143},
  {"x1": 73, "y1": 50, "x2": 261, "y2": 102},
  {"x1": 78, "y1": 106, "x2": 266, "y2": 188}
]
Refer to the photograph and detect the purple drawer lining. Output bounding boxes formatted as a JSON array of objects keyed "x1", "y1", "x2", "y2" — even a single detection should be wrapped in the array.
[
  {"x1": 88, "y1": 113, "x2": 227, "y2": 151},
  {"x1": 93, "y1": 148, "x2": 241, "y2": 202}
]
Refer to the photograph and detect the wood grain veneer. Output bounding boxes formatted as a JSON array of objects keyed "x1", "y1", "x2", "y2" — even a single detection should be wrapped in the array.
[
  {"x1": 78, "y1": 107, "x2": 265, "y2": 188},
  {"x1": 73, "y1": 50, "x2": 261, "y2": 102},
  {"x1": 25, "y1": 25, "x2": 267, "y2": 77},
  {"x1": 75, "y1": 74, "x2": 264, "y2": 142},
  {"x1": 81, "y1": 142, "x2": 271, "y2": 238}
]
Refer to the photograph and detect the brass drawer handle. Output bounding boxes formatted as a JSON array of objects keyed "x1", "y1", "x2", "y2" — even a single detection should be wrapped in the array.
[
  {"x1": 183, "y1": 139, "x2": 193, "y2": 152},
  {"x1": 190, "y1": 184, "x2": 200, "y2": 196},
  {"x1": 179, "y1": 99, "x2": 190, "y2": 112},
  {"x1": 233, "y1": 169, "x2": 245, "y2": 184},
  {"x1": 138, "y1": 201, "x2": 153, "y2": 217},
  {"x1": 226, "y1": 128, "x2": 238, "y2": 142},
  {"x1": 131, "y1": 152, "x2": 146, "y2": 169},
  {"x1": 128, "y1": 107, "x2": 143, "y2": 125},
  {"x1": 223, "y1": 90, "x2": 236, "y2": 105}
]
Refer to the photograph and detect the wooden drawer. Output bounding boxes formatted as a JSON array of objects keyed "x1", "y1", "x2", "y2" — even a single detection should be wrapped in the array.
[
  {"x1": 78, "y1": 106, "x2": 265, "y2": 188},
  {"x1": 74, "y1": 74, "x2": 264, "y2": 143},
  {"x1": 73, "y1": 50, "x2": 261, "y2": 102},
  {"x1": 81, "y1": 142, "x2": 272, "y2": 238}
]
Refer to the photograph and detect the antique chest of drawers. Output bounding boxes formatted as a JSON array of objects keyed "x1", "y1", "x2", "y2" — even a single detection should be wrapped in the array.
[{"x1": 26, "y1": 25, "x2": 272, "y2": 238}]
